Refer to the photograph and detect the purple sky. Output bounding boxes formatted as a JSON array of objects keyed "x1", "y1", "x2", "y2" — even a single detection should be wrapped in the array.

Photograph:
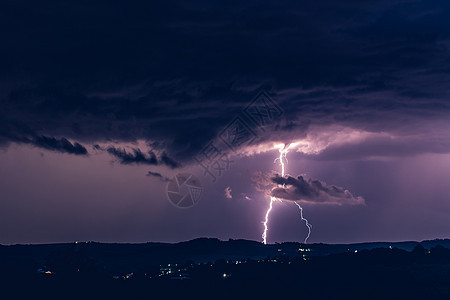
[{"x1": 1, "y1": 0, "x2": 450, "y2": 244}]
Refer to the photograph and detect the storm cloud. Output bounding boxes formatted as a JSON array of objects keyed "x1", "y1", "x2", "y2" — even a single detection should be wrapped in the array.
[
  {"x1": 106, "y1": 146, "x2": 180, "y2": 168},
  {"x1": 31, "y1": 136, "x2": 88, "y2": 156},
  {"x1": 271, "y1": 175, "x2": 365, "y2": 205},
  {"x1": 1, "y1": 0, "x2": 450, "y2": 165}
]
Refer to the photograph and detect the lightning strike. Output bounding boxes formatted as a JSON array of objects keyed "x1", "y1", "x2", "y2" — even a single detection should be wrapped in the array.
[
  {"x1": 262, "y1": 143, "x2": 312, "y2": 245},
  {"x1": 294, "y1": 202, "x2": 312, "y2": 244},
  {"x1": 273, "y1": 144, "x2": 289, "y2": 178},
  {"x1": 262, "y1": 196, "x2": 274, "y2": 245}
]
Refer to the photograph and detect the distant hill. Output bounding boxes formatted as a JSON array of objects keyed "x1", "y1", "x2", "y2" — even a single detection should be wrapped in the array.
[
  {"x1": 1, "y1": 238, "x2": 450, "y2": 274},
  {"x1": 3, "y1": 238, "x2": 450, "y2": 299}
]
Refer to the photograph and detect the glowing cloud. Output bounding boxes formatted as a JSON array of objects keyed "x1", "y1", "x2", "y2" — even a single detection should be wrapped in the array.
[{"x1": 225, "y1": 186, "x2": 233, "y2": 199}]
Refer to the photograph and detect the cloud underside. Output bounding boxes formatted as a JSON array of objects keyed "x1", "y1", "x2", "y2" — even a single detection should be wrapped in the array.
[
  {"x1": 2, "y1": 134, "x2": 89, "y2": 156},
  {"x1": 270, "y1": 175, "x2": 365, "y2": 206},
  {"x1": 106, "y1": 146, "x2": 180, "y2": 168},
  {"x1": 1, "y1": 0, "x2": 450, "y2": 164}
]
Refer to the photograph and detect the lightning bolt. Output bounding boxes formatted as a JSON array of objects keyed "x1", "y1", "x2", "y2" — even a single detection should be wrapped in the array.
[
  {"x1": 262, "y1": 143, "x2": 312, "y2": 244},
  {"x1": 273, "y1": 146, "x2": 288, "y2": 178},
  {"x1": 262, "y1": 146, "x2": 286, "y2": 245},
  {"x1": 294, "y1": 202, "x2": 312, "y2": 244},
  {"x1": 262, "y1": 196, "x2": 274, "y2": 245}
]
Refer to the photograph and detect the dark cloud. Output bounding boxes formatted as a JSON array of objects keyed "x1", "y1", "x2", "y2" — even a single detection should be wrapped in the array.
[
  {"x1": 0, "y1": 119, "x2": 88, "y2": 155},
  {"x1": 106, "y1": 146, "x2": 180, "y2": 168},
  {"x1": 271, "y1": 175, "x2": 365, "y2": 205},
  {"x1": 146, "y1": 171, "x2": 162, "y2": 178},
  {"x1": 106, "y1": 147, "x2": 157, "y2": 165},
  {"x1": 1, "y1": 0, "x2": 450, "y2": 163},
  {"x1": 146, "y1": 171, "x2": 170, "y2": 182},
  {"x1": 31, "y1": 136, "x2": 88, "y2": 155}
]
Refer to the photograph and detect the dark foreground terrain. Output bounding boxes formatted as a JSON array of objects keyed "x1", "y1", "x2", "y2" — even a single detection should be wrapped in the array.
[{"x1": 2, "y1": 238, "x2": 450, "y2": 299}]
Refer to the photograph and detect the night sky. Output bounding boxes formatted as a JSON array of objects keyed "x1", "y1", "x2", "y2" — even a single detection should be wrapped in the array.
[{"x1": 1, "y1": 0, "x2": 450, "y2": 245}]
